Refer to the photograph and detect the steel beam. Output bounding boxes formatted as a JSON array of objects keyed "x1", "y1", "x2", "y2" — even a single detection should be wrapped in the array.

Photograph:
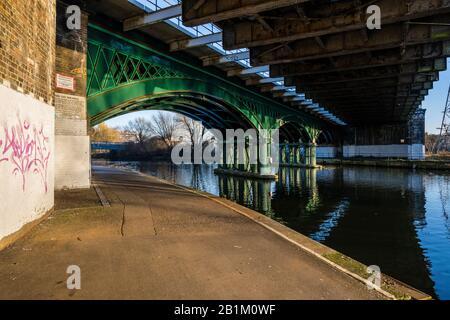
[
  {"x1": 295, "y1": 73, "x2": 438, "y2": 92},
  {"x1": 270, "y1": 43, "x2": 450, "y2": 77},
  {"x1": 170, "y1": 32, "x2": 222, "y2": 51},
  {"x1": 202, "y1": 51, "x2": 250, "y2": 66},
  {"x1": 227, "y1": 65, "x2": 269, "y2": 77},
  {"x1": 288, "y1": 61, "x2": 443, "y2": 86},
  {"x1": 296, "y1": 80, "x2": 434, "y2": 94},
  {"x1": 123, "y1": 4, "x2": 182, "y2": 31},
  {"x1": 250, "y1": 20, "x2": 450, "y2": 66},
  {"x1": 245, "y1": 77, "x2": 283, "y2": 85},
  {"x1": 182, "y1": 0, "x2": 310, "y2": 27},
  {"x1": 261, "y1": 85, "x2": 295, "y2": 92},
  {"x1": 222, "y1": 0, "x2": 450, "y2": 49}
]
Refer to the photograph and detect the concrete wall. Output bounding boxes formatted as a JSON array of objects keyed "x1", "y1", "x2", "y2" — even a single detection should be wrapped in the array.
[
  {"x1": 342, "y1": 110, "x2": 426, "y2": 160},
  {"x1": 0, "y1": 84, "x2": 55, "y2": 241},
  {"x1": 343, "y1": 144, "x2": 425, "y2": 160},
  {"x1": 317, "y1": 146, "x2": 337, "y2": 159}
]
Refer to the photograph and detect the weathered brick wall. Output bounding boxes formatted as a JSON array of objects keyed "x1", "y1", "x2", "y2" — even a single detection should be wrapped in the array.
[
  {"x1": 55, "y1": 1, "x2": 88, "y2": 133},
  {"x1": 54, "y1": 1, "x2": 91, "y2": 189},
  {"x1": 0, "y1": 0, "x2": 56, "y2": 104}
]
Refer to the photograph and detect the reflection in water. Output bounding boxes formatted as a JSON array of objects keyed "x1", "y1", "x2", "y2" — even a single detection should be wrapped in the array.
[{"x1": 95, "y1": 160, "x2": 450, "y2": 299}]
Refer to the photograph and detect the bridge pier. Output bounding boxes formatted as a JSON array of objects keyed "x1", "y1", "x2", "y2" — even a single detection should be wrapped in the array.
[
  {"x1": 280, "y1": 142, "x2": 319, "y2": 169},
  {"x1": 54, "y1": 2, "x2": 91, "y2": 190},
  {"x1": 215, "y1": 131, "x2": 276, "y2": 179}
]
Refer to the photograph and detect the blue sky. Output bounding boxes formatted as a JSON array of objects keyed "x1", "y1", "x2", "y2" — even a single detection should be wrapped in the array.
[
  {"x1": 423, "y1": 58, "x2": 450, "y2": 134},
  {"x1": 106, "y1": 58, "x2": 450, "y2": 134}
]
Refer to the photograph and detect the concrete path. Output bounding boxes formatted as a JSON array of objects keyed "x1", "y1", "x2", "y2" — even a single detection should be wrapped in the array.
[{"x1": 0, "y1": 166, "x2": 385, "y2": 300}]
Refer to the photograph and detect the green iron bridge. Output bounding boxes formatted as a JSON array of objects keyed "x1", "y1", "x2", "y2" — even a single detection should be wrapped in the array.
[{"x1": 87, "y1": 24, "x2": 335, "y2": 174}]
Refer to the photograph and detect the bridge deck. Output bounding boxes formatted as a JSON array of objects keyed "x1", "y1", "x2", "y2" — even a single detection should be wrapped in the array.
[{"x1": 0, "y1": 166, "x2": 388, "y2": 299}]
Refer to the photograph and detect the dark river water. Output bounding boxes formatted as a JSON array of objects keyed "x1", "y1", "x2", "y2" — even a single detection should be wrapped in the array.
[{"x1": 96, "y1": 161, "x2": 450, "y2": 299}]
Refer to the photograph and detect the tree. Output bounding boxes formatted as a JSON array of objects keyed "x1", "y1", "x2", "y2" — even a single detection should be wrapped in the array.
[
  {"x1": 90, "y1": 123, "x2": 123, "y2": 142},
  {"x1": 123, "y1": 117, "x2": 153, "y2": 146},
  {"x1": 148, "y1": 112, "x2": 178, "y2": 148},
  {"x1": 176, "y1": 116, "x2": 206, "y2": 146},
  {"x1": 175, "y1": 115, "x2": 216, "y2": 163}
]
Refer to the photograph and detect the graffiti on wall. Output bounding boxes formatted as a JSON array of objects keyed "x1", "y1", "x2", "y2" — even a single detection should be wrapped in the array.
[{"x1": 0, "y1": 118, "x2": 51, "y2": 193}]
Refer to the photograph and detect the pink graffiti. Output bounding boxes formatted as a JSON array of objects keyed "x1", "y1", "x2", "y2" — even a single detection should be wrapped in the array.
[{"x1": 0, "y1": 119, "x2": 51, "y2": 193}]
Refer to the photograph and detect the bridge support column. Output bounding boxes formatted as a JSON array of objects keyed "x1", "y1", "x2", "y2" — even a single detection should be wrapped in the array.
[
  {"x1": 310, "y1": 143, "x2": 317, "y2": 167},
  {"x1": 54, "y1": 2, "x2": 90, "y2": 189},
  {"x1": 250, "y1": 136, "x2": 258, "y2": 174},
  {"x1": 294, "y1": 143, "x2": 302, "y2": 165},
  {"x1": 303, "y1": 143, "x2": 318, "y2": 168},
  {"x1": 258, "y1": 131, "x2": 272, "y2": 177},
  {"x1": 279, "y1": 143, "x2": 286, "y2": 165},
  {"x1": 304, "y1": 143, "x2": 311, "y2": 167},
  {"x1": 289, "y1": 144, "x2": 295, "y2": 165}
]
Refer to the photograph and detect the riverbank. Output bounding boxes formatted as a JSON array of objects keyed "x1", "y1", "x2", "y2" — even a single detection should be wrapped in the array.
[
  {"x1": 317, "y1": 158, "x2": 450, "y2": 170},
  {"x1": 0, "y1": 166, "x2": 429, "y2": 299}
]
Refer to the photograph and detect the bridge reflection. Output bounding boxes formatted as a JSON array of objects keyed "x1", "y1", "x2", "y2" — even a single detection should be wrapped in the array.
[{"x1": 216, "y1": 166, "x2": 436, "y2": 298}]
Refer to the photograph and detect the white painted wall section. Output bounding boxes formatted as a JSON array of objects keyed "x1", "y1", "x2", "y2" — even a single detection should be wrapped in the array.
[
  {"x1": 55, "y1": 135, "x2": 90, "y2": 189},
  {"x1": 0, "y1": 84, "x2": 55, "y2": 241},
  {"x1": 343, "y1": 144, "x2": 425, "y2": 160},
  {"x1": 317, "y1": 146, "x2": 337, "y2": 159}
]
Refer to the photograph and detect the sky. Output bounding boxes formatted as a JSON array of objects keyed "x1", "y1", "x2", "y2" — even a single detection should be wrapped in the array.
[
  {"x1": 423, "y1": 59, "x2": 450, "y2": 134},
  {"x1": 105, "y1": 58, "x2": 450, "y2": 134}
]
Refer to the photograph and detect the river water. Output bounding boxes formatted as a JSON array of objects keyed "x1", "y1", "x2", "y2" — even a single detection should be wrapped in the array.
[{"x1": 96, "y1": 160, "x2": 450, "y2": 299}]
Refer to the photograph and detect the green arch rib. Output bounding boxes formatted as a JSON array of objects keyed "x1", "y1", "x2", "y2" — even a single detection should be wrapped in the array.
[{"x1": 87, "y1": 23, "x2": 324, "y2": 131}]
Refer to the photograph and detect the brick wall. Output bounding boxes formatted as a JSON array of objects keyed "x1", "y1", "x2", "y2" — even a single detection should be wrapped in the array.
[
  {"x1": 55, "y1": 1, "x2": 88, "y2": 99},
  {"x1": 55, "y1": 1, "x2": 88, "y2": 134},
  {"x1": 0, "y1": 0, "x2": 56, "y2": 104},
  {"x1": 54, "y1": 1, "x2": 91, "y2": 189}
]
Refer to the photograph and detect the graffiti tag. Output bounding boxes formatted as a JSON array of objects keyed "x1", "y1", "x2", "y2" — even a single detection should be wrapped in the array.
[{"x1": 0, "y1": 119, "x2": 51, "y2": 193}]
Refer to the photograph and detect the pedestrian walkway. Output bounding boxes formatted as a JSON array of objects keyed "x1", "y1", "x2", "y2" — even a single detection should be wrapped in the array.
[{"x1": 0, "y1": 166, "x2": 386, "y2": 299}]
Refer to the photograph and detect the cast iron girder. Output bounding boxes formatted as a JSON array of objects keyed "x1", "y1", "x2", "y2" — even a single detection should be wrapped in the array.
[
  {"x1": 297, "y1": 81, "x2": 434, "y2": 94},
  {"x1": 295, "y1": 73, "x2": 439, "y2": 92},
  {"x1": 182, "y1": 0, "x2": 309, "y2": 27},
  {"x1": 288, "y1": 61, "x2": 443, "y2": 86},
  {"x1": 222, "y1": 0, "x2": 450, "y2": 50},
  {"x1": 270, "y1": 47, "x2": 449, "y2": 77},
  {"x1": 250, "y1": 18, "x2": 450, "y2": 66}
]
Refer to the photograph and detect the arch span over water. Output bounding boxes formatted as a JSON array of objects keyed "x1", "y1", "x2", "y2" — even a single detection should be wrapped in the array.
[{"x1": 86, "y1": 24, "x2": 331, "y2": 136}]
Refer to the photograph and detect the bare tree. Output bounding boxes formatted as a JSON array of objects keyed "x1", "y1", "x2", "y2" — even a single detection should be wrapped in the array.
[
  {"x1": 149, "y1": 112, "x2": 178, "y2": 148},
  {"x1": 123, "y1": 117, "x2": 152, "y2": 146},
  {"x1": 426, "y1": 133, "x2": 441, "y2": 154},
  {"x1": 176, "y1": 116, "x2": 206, "y2": 147},
  {"x1": 176, "y1": 115, "x2": 215, "y2": 163}
]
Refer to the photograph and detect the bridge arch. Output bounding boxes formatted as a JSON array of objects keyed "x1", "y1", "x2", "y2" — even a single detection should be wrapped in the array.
[
  {"x1": 86, "y1": 24, "x2": 324, "y2": 134},
  {"x1": 89, "y1": 87, "x2": 258, "y2": 131}
]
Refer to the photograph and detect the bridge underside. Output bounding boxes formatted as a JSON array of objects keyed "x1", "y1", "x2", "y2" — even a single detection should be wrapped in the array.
[
  {"x1": 182, "y1": 0, "x2": 450, "y2": 125},
  {"x1": 0, "y1": 0, "x2": 446, "y2": 245}
]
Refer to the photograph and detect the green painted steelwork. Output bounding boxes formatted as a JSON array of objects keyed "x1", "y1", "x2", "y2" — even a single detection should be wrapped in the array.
[{"x1": 87, "y1": 23, "x2": 326, "y2": 135}]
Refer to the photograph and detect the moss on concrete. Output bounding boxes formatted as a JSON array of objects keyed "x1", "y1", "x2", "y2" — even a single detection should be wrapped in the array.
[{"x1": 323, "y1": 252, "x2": 418, "y2": 300}]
